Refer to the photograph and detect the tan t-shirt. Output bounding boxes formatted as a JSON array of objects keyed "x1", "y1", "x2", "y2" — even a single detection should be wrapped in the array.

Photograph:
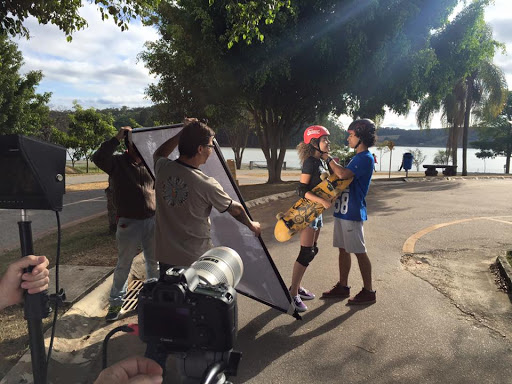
[{"x1": 154, "y1": 157, "x2": 232, "y2": 266}]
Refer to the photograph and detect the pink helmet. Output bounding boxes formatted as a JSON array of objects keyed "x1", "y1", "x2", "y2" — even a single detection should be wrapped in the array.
[{"x1": 303, "y1": 125, "x2": 330, "y2": 144}]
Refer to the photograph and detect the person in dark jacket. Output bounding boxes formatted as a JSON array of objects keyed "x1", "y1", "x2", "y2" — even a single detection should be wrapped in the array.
[{"x1": 92, "y1": 126, "x2": 158, "y2": 322}]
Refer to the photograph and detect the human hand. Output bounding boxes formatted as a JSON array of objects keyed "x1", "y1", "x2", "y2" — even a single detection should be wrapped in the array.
[
  {"x1": 94, "y1": 356, "x2": 163, "y2": 384},
  {"x1": 116, "y1": 126, "x2": 132, "y2": 142},
  {"x1": 321, "y1": 199, "x2": 331, "y2": 209},
  {"x1": 251, "y1": 221, "x2": 262, "y2": 237},
  {"x1": 0, "y1": 255, "x2": 50, "y2": 311}
]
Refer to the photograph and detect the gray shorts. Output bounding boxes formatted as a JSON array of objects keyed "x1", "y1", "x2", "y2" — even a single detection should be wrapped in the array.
[{"x1": 333, "y1": 219, "x2": 367, "y2": 253}]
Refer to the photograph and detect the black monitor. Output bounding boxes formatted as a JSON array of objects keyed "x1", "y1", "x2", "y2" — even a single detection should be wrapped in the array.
[{"x1": 0, "y1": 135, "x2": 66, "y2": 211}]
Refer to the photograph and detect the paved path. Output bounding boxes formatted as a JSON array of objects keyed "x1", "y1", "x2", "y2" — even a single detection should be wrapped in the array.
[{"x1": 4, "y1": 177, "x2": 512, "y2": 383}]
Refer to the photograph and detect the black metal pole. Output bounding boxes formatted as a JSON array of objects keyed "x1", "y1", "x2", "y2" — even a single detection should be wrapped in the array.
[{"x1": 18, "y1": 209, "x2": 49, "y2": 384}]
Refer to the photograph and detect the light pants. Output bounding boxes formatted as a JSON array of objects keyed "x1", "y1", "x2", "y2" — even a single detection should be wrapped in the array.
[{"x1": 109, "y1": 216, "x2": 159, "y2": 306}]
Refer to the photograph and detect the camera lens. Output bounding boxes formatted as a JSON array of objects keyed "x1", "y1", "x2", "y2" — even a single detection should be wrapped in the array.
[{"x1": 191, "y1": 246, "x2": 243, "y2": 288}]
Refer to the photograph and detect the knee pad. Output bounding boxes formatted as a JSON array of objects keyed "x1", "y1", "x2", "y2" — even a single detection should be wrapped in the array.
[{"x1": 296, "y1": 246, "x2": 316, "y2": 267}]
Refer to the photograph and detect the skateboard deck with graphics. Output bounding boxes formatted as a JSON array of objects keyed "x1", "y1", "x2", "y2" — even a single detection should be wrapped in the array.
[{"x1": 274, "y1": 173, "x2": 353, "y2": 242}]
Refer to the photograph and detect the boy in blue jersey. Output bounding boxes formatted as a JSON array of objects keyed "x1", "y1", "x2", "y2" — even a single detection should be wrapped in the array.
[{"x1": 321, "y1": 119, "x2": 377, "y2": 304}]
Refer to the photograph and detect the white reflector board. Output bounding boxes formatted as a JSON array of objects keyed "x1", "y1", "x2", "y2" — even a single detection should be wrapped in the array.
[{"x1": 132, "y1": 125, "x2": 295, "y2": 317}]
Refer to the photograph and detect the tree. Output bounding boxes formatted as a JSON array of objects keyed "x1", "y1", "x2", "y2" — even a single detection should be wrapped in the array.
[
  {"x1": 417, "y1": 80, "x2": 466, "y2": 168},
  {"x1": 211, "y1": 0, "x2": 294, "y2": 48},
  {"x1": 51, "y1": 128, "x2": 82, "y2": 168},
  {"x1": 67, "y1": 103, "x2": 116, "y2": 172},
  {"x1": 408, "y1": 148, "x2": 427, "y2": 171},
  {"x1": 387, "y1": 140, "x2": 395, "y2": 178},
  {"x1": 0, "y1": 35, "x2": 53, "y2": 138},
  {"x1": 433, "y1": 150, "x2": 450, "y2": 165},
  {"x1": 142, "y1": 0, "x2": 463, "y2": 183},
  {"x1": 416, "y1": 1, "x2": 505, "y2": 175},
  {"x1": 472, "y1": 90, "x2": 512, "y2": 174},
  {"x1": 217, "y1": 110, "x2": 254, "y2": 169},
  {"x1": 460, "y1": 59, "x2": 507, "y2": 175},
  {"x1": 330, "y1": 144, "x2": 354, "y2": 166},
  {"x1": 475, "y1": 150, "x2": 495, "y2": 173},
  {"x1": 0, "y1": 1, "x2": 160, "y2": 41},
  {"x1": 376, "y1": 141, "x2": 391, "y2": 172}
]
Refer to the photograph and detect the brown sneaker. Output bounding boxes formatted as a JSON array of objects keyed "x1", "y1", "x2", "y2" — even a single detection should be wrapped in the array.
[
  {"x1": 321, "y1": 282, "x2": 350, "y2": 299},
  {"x1": 347, "y1": 288, "x2": 376, "y2": 305}
]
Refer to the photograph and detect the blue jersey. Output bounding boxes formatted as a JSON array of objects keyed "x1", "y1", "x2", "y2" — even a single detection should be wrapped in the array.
[{"x1": 333, "y1": 150, "x2": 374, "y2": 221}]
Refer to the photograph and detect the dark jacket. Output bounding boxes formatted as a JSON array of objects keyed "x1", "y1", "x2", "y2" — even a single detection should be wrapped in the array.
[{"x1": 91, "y1": 137, "x2": 155, "y2": 219}]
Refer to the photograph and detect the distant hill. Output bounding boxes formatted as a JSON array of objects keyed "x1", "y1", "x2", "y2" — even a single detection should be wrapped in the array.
[
  {"x1": 375, "y1": 127, "x2": 479, "y2": 148},
  {"x1": 215, "y1": 126, "x2": 481, "y2": 148},
  {"x1": 49, "y1": 105, "x2": 480, "y2": 149}
]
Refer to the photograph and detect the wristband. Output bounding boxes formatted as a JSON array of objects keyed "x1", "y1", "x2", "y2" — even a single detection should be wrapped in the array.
[{"x1": 326, "y1": 156, "x2": 333, "y2": 165}]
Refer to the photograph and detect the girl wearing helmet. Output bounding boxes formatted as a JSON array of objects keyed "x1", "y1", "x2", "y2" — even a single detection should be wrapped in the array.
[{"x1": 290, "y1": 125, "x2": 332, "y2": 312}]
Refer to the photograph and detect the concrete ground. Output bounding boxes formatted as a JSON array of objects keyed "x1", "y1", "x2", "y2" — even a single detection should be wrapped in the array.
[{"x1": 3, "y1": 174, "x2": 512, "y2": 383}]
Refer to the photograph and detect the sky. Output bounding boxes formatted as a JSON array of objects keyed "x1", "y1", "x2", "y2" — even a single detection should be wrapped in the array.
[{"x1": 15, "y1": 1, "x2": 512, "y2": 130}]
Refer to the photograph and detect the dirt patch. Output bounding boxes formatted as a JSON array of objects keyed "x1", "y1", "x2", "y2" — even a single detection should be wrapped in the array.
[
  {"x1": 402, "y1": 248, "x2": 512, "y2": 338},
  {"x1": 66, "y1": 182, "x2": 108, "y2": 192}
]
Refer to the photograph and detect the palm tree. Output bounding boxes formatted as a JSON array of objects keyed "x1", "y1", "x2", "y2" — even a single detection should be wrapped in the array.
[
  {"x1": 417, "y1": 61, "x2": 507, "y2": 175},
  {"x1": 416, "y1": 79, "x2": 465, "y2": 169},
  {"x1": 461, "y1": 60, "x2": 507, "y2": 175}
]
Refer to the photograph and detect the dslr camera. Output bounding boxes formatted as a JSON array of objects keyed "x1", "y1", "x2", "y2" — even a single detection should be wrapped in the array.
[{"x1": 137, "y1": 247, "x2": 243, "y2": 383}]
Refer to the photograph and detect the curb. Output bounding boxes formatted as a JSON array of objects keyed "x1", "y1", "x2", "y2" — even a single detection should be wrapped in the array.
[
  {"x1": 496, "y1": 251, "x2": 512, "y2": 291},
  {"x1": 245, "y1": 191, "x2": 296, "y2": 209}
]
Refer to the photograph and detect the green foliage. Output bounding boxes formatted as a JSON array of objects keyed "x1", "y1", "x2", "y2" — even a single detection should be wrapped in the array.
[
  {"x1": 433, "y1": 150, "x2": 450, "y2": 165},
  {"x1": 330, "y1": 144, "x2": 354, "y2": 166},
  {"x1": 407, "y1": 148, "x2": 427, "y2": 171},
  {"x1": 0, "y1": 0, "x2": 160, "y2": 40},
  {"x1": 415, "y1": 0, "x2": 506, "y2": 175},
  {"x1": 216, "y1": 110, "x2": 255, "y2": 169},
  {"x1": 142, "y1": 0, "x2": 462, "y2": 182},
  {"x1": 474, "y1": 149, "x2": 495, "y2": 159},
  {"x1": 472, "y1": 90, "x2": 512, "y2": 173},
  {"x1": 217, "y1": 0, "x2": 294, "y2": 48},
  {"x1": 317, "y1": 113, "x2": 347, "y2": 148},
  {"x1": 66, "y1": 103, "x2": 116, "y2": 172},
  {"x1": 0, "y1": 35, "x2": 53, "y2": 138}
]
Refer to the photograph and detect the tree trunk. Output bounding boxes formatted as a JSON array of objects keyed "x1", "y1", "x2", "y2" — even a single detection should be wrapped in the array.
[
  {"x1": 462, "y1": 75, "x2": 475, "y2": 176},
  {"x1": 67, "y1": 150, "x2": 74, "y2": 168},
  {"x1": 265, "y1": 144, "x2": 287, "y2": 183},
  {"x1": 226, "y1": 126, "x2": 249, "y2": 170},
  {"x1": 234, "y1": 148, "x2": 244, "y2": 169},
  {"x1": 247, "y1": 103, "x2": 304, "y2": 183},
  {"x1": 506, "y1": 141, "x2": 511, "y2": 174},
  {"x1": 448, "y1": 125, "x2": 458, "y2": 171}
]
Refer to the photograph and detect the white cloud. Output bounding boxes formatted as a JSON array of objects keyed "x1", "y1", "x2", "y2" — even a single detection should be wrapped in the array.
[
  {"x1": 490, "y1": 19, "x2": 512, "y2": 43},
  {"x1": 15, "y1": 2, "x2": 159, "y2": 110}
]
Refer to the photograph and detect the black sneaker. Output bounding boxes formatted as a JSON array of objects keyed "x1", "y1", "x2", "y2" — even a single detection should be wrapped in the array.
[
  {"x1": 347, "y1": 288, "x2": 376, "y2": 305},
  {"x1": 105, "y1": 305, "x2": 122, "y2": 322},
  {"x1": 321, "y1": 282, "x2": 350, "y2": 299}
]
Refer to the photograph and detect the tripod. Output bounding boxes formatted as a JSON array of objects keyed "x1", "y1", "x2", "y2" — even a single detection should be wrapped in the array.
[{"x1": 19, "y1": 210, "x2": 50, "y2": 384}]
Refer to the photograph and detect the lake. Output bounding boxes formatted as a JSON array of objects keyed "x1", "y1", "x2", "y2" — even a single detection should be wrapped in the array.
[{"x1": 219, "y1": 146, "x2": 509, "y2": 174}]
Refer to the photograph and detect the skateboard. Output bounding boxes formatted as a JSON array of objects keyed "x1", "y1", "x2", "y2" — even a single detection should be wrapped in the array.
[{"x1": 274, "y1": 173, "x2": 353, "y2": 242}]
